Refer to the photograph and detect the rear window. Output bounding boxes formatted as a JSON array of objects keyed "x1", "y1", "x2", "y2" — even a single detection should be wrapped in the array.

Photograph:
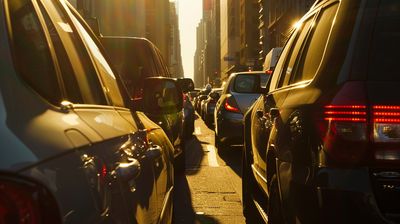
[
  {"x1": 233, "y1": 73, "x2": 268, "y2": 93},
  {"x1": 368, "y1": 0, "x2": 400, "y2": 81}
]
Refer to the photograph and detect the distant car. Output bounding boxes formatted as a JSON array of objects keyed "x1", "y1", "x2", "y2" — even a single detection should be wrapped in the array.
[
  {"x1": 201, "y1": 88, "x2": 222, "y2": 126},
  {"x1": 214, "y1": 71, "x2": 270, "y2": 150},
  {"x1": 101, "y1": 36, "x2": 194, "y2": 172},
  {"x1": 188, "y1": 89, "x2": 200, "y2": 101},
  {"x1": 263, "y1": 47, "x2": 282, "y2": 75},
  {"x1": 243, "y1": 0, "x2": 400, "y2": 223},
  {"x1": 0, "y1": 0, "x2": 174, "y2": 223},
  {"x1": 195, "y1": 91, "x2": 209, "y2": 114}
]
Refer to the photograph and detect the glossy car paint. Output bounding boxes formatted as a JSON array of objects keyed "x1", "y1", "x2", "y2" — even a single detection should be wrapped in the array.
[
  {"x1": 214, "y1": 72, "x2": 269, "y2": 147},
  {"x1": 0, "y1": 1, "x2": 174, "y2": 223},
  {"x1": 243, "y1": 0, "x2": 400, "y2": 223}
]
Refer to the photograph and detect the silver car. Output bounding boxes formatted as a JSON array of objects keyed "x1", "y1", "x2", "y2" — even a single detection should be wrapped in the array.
[{"x1": 214, "y1": 71, "x2": 270, "y2": 150}]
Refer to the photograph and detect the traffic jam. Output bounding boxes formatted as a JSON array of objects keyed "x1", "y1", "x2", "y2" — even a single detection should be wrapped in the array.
[{"x1": 1, "y1": 0, "x2": 400, "y2": 224}]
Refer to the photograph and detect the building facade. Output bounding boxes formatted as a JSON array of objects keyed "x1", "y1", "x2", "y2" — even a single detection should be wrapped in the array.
[
  {"x1": 220, "y1": 0, "x2": 241, "y2": 81},
  {"x1": 239, "y1": 0, "x2": 261, "y2": 71},
  {"x1": 258, "y1": 0, "x2": 314, "y2": 64},
  {"x1": 69, "y1": 0, "x2": 180, "y2": 77}
]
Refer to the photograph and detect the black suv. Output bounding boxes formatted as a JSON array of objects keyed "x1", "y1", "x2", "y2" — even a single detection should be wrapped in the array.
[{"x1": 243, "y1": 0, "x2": 400, "y2": 223}]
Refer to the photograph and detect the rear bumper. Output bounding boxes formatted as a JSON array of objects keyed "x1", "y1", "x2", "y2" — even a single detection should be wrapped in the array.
[
  {"x1": 281, "y1": 167, "x2": 399, "y2": 223},
  {"x1": 215, "y1": 111, "x2": 243, "y2": 144}
]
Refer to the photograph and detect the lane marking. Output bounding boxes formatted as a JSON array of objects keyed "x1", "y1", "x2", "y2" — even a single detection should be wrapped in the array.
[
  {"x1": 195, "y1": 126, "x2": 201, "y2": 135},
  {"x1": 207, "y1": 145, "x2": 219, "y2": 167}
]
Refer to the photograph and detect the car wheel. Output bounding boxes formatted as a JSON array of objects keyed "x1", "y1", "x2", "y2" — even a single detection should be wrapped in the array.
[
  {"x1": 268, "y1": 174, "x2": 284, "y2": 224},
  {"x1": 242, "y1": 148, "x2": 264, "y2": 223}
]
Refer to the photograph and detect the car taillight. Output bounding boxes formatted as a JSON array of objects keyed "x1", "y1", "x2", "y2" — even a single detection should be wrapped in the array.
[
  {"x1": 265, "y1": 69, "x2": 273, "y2": 75},
  {"x1": 373, "y1": 106, "x2": 400, "y2": 142},
  {"x1": 0, "y1": 174, "x2": 61, "y2": 224},
  {"x1": 224, "y1": 96, "x2": 240, "y2": 113},
  {"x1": 372, "y1": 106, "x2": 400, "y2": 161},
  {"x1": 320, "y1": 105, "x2": 368, "y2": 164}
]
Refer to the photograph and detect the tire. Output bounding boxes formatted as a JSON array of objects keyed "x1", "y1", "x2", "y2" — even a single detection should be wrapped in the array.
[
  {"x1": 242, "y1": 148, "x2": 264, "y2": 223},
  {"x1": 268, "y1": 174, "x2": 284, "y2": 224}
]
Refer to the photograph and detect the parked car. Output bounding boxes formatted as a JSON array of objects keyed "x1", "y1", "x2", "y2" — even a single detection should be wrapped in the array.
[
  {"x1": 214, "y1": 71, "x2": 270, "y2": 151},
  {"x1": 177, "y1": 78, "x2": 195, "y2": 139},
  {"x1": 100, "y1": 36, "x2": 194, "y2": 172},
  {"x1": 201, "y1": 88, "x2": 222, "y2": 127},
  {"x1": 188, "y1": 88, "x2": 201, "y2": 101},
  {"x1": 0, "y1": 0, "x2": 174, "y2": 223},
  {"x1": 194, "y1": 91, "x2": 209, "y2": 114},
  {"x1": 243, "y1": 0, "x2": 400, "y2": 223}
]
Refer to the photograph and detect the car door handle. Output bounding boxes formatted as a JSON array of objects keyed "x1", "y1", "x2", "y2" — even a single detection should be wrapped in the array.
[
  {"x1": 269, "y1": 108, "x2": 280, "y2": 118},
  {"x1": 115, "y1": 158, "x2": 141, "y2": 181}
]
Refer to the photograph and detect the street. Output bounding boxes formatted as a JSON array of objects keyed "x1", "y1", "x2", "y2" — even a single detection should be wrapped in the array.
[{"x1": 173, "y1": 114, "x2": 246, "y2": 224}]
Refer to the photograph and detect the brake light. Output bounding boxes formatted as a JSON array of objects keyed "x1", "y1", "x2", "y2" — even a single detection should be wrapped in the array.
[
  {"x1": 320, "y1": 104, "x2": 369, "y2": 164},
  {"x1": 224, "y1": 97, "x2": 240, "y2": 113},
  {"x1": 265, "y1": 69, "x2": 273, "y2": 75},
  {"x1": 373, "y1": 106, "x2": 400, "y2": 144},
  {"x1": 0, "y1": 175, "x2": 61, "y2": 224}
]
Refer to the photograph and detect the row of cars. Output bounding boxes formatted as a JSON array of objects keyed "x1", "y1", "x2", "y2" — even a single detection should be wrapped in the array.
[
  {"x1": 211, "y1": 0, "x2": 400, "y2": 223},
  {"x1": 0, "y1": 0, "x2": 193, "y2": 223}
]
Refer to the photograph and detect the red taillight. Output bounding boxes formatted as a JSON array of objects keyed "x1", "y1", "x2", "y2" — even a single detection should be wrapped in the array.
[
  {"x1": 265, "y1": 69, "x2": 273, "y2": 75},
  {"x1": 224, "y1": 97, "x2": 240, "y2": 113},
  {"x1": 373, "y1": 106, "x2": 400, "y2": 145},
  {"x1": 0, "y1": 175, "x2": 61, "y2": 224},
  {"x1": 320, "y1": 104, "x2": 368, "y2": 164}
]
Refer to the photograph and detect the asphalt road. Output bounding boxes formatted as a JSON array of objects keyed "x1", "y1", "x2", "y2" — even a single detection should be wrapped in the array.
[{"x1": 173, "y1": 114, "x2": 246, "y2": 224}]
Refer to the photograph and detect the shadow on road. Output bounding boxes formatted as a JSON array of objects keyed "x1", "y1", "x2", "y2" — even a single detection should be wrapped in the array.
[
  {"x1": 173, "y1": 174, "x2": 220, "y2": 224},
  {"x1": 184, "y1": 136, "x2": 205, "y2": 176},
  {"x1": 217, "y1": 146, "x2": 243, "y2": 178}
]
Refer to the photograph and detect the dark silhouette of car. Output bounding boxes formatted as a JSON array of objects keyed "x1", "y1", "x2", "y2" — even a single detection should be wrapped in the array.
[
  {"x1": 0, "y1": 0, "x2": 175, "y2": 223},
  {"x1": 243, "y1": 0, "x2": 400, "y2": 223},
  {"x1": 201, "y1": 88, "x2": 222, "y2": 127},
  {"x1": 214, "y1": 71, "x2": 270, "y2": 151},
  {"x1": 100, "y1": 36, "x2": 194, "y2": 173}
]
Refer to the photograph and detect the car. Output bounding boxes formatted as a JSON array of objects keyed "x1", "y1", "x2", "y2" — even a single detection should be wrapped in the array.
[
  {"x1": 242, "y1": 0, "x2": 400, "y2": 223},
  {"x1": 263, "y1": 47, "x2": 282, "y2": 75},
  {"x1": 194, "y1": 91, "x2": 209, "y2": 114},
  {"x1": 177, "y1": 78, "x2": 196, "y2": 139},
  {"x1": 201, "y1": 88, "x2": 222, "y2": 127},
  {"x1": 100, "y1": 36, "x2": 194, "y2": 172},
  {"x1": 0, "y1": 0, "x2": 175, "y2": 223},
  {"x1": 214, "y1": 71, "x2": 270, "y2": 151},
  {"x1": 188, "y1": 88, "x2": 200, "y2": 101}
]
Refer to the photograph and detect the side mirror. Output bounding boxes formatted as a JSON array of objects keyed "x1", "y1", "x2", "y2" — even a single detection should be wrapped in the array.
[
  {"x1": 209, "y1": 92, "x2": 220, "y2": 99},
  {"x1": 142, "y1": 77, "x2": 183, "y2": 114},
  {"x1": 176, "y1": 78, "x2": 195, "y2": 93}
]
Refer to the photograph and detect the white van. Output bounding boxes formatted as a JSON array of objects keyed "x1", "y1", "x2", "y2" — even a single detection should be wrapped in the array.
[{"x1": 263, "y1": 47, "x2": 282, "y2": 74}]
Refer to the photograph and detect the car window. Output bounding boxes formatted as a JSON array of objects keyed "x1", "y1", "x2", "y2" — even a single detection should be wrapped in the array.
[
  {"x1": 8, "y1": 0, "x2": 62, "y2": 105},
  {"x1": 37, "y1": 2, "x2": 82, "y2": 103},
  {"x1": 269, "y1": 28, "x2": 298, "y2": 92},
  {"x1": 66, "y1": 6, "x2": 125, "y2": 107},
  {"x1": 40, "y1": 0, "x2": 107, "y2": 105},
  {"x1": 233, "y1": 74, "x2": 261, "y2": 93},
  {"x1": 367, "y1": 0, "x2": 400, "y2": 81},
  {"x1": 292, "y1": 3, "x2": 339, "y2": 84},
  {"x1": 278, "y1": 18, "x2": 313, "y2": 88}
]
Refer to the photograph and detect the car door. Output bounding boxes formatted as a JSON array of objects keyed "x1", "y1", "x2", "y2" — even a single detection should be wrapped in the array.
[
  {"x1": 39, "y1": 1, "x2": 159, "y2": 223},
  {"x1": 250, "y1": 16, "x2": 315, "y2": 195}
]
